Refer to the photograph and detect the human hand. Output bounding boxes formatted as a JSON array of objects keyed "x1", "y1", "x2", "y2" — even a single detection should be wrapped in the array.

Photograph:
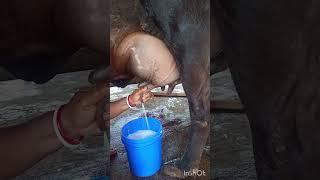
[
  {"x1": 60, "y1": 83, "x2": 107, "y2": 139},
  {"x1": 128, "y1": 86, "x2": 154, "y2": 107},
  {"x1": 88, "y1": 67, "x2": 109, "y2": 84},
  {"x1": 139, "y1": 79, "x2": 180, "y2": 95}
]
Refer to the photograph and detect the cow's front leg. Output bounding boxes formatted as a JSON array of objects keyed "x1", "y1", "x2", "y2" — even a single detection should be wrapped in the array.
[{"x1": 163, "y1": 63, "x2": 210, "y2": 178}]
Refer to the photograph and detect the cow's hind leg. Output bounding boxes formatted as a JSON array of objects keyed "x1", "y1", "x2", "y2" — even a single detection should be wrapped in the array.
[{"x1": 163, "y1": 63, "x2": 210, "y2": 178}]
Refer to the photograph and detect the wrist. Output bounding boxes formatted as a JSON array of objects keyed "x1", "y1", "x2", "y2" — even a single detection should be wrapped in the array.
[
  {"x1": 52, "y1": 106, "x2": 83, "y2": 148},
  {"x1": 128, "y1": 95, "x2": 135, "y2": 107},
  {"x1": 126, "y1": 94, "x2": 139, "y2": 111},
  {"x1": 59, "y1": 106, "x2": 84, "y2": 141}
]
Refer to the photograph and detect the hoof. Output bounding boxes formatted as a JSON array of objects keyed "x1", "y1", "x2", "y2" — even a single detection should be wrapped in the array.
[
  {"x1": 162, "y1": 165, "x2": 185, "y2": 179},
  {"x1": 162, "y1": 159, "x2": 186, "y2": 179}
]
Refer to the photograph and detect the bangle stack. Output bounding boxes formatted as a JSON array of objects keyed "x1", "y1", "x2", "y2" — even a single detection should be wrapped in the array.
[
  {"x1": 126, "y1": 94, "x2": 139, "y2": 110},
  {"x1": 53, "y1": 106, "x2": 83, "y2": 148}
]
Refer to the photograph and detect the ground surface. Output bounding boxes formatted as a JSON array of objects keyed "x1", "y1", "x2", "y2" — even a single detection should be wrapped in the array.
[
  {"x1": 109, "y1": 69, "x2": 257, "y2": 180},
  {"x1": 0, "y1": 69, "x2": 256, "y2": 179},
  {"x1": 211, "y1": 69, "x2": 257, "y2": 180},
  {"x1": 0, "y1": 71, "x2": 106, "y2": 179}
]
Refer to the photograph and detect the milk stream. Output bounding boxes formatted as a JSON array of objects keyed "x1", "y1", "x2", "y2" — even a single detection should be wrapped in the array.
[
  {"x1": 126, "y1": 103, "x2": 155, "y2": 140},
  {"x1": 141, "y1": 103, "x2": 150, "y2": 130}
]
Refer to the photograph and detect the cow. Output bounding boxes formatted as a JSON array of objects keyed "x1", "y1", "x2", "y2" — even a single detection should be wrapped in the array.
[
  {"x1": 1, "y1": 0, "x2": 211, "y2": 178},
  {"x1": 214, "y1": 0, "x2": 320, "y2": 179},
  {"x1": 0, "y1": 0, "x2": 107, "y2": 84},
  {"x1": 139, "y1": 1, "x2": 210, "y2": 177},
  {"x1": 109, "y1": 0, "x2": 210, "y2": 178}
]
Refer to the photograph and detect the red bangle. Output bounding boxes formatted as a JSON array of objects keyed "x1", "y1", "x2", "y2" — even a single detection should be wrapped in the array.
[
  {"x1": 56, "y1": 105, "x2": 83, "y2": 145},
  {"x1": 128, "y1": 95, "x2": 135, "y2": 107}
]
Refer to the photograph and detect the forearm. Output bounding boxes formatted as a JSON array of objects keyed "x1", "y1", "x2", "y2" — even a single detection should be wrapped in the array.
[
  {"x1": 0, "y1": 111, "x2": 62, "y2": 178},
  {"x1": 110, "y1": 97, "x2": 129, "y2": 119}
]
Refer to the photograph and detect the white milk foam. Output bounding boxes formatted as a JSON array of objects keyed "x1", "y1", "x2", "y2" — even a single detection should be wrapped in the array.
[{"x1": 127, "y1": 130, "x2": 157, "y2": 140}]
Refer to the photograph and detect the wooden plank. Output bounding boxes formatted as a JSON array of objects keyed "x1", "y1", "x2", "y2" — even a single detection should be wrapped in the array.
[
  {"x1": 152, "y1": 92, "x2": 245, "y2": 112},
  {"x1": 211, "y1": 100, "x2": 245, "y2": 113},
  {"x1": 153, "y1": 92, "x2": 186, "y2": 97}
]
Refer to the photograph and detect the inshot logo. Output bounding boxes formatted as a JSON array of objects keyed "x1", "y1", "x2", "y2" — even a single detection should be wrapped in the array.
[{"x1": 184, "y1": 169, "x2": 206, "y2": 177}]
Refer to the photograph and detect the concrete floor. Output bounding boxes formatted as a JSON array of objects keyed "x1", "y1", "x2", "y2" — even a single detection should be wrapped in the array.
[
  {"x1": 0, "y1": 71, "x2": 106, "y2": 179},
  {"x1": 109, "y1": 69, "x2": 257, "y2": 180},
  {"x1": 0, "y1": 68, "x2": 257, "y2": 179},
  {"x1": 211, "y1": 69, "x2": 257, "y2": 180}
]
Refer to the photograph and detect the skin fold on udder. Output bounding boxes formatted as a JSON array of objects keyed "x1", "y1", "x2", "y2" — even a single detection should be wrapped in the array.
[{"x1": 112, "y1": 32, "x2": 180, "y2": 89}]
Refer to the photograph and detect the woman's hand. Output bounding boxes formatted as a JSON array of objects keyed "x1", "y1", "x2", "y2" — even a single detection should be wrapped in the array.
[
  {"x1": 88, "y1": 67, "x2": 109, "y2": 84},
  {"x1": 128, "y1": 86, "x2": 154, "y2": 107},
  {"x1": 60, "y1": 83, "x2": 107, "y2": 139}
]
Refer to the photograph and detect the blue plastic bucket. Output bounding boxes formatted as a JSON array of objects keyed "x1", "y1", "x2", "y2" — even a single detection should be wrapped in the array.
[{"x1": 121, "y1": 117, "x2": 163, "y2": 177}]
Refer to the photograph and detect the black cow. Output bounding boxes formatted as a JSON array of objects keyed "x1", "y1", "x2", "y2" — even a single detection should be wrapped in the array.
[
  {"x1": 140, "y1": 0, "x2": 210, "y2": 177},
  {"x1": 0, "y1": 0, "x2": 107, "y2": 84},
  {"x1": 214, "y1": 0, "x2": 320, "y2": 179}
]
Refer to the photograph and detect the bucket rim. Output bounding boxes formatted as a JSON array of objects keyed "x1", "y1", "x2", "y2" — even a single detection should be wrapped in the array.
[{"x1": 121, "y1": 117, "x2": 163, "y2": 145}]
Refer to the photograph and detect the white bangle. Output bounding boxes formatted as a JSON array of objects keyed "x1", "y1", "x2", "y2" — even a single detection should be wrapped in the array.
[
  {"x1": 126, "y1": 94, "x2": 139, "y2": 110},
  {"x1": 53, "y1": 106, "x2": 80, "y2": 148}
]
